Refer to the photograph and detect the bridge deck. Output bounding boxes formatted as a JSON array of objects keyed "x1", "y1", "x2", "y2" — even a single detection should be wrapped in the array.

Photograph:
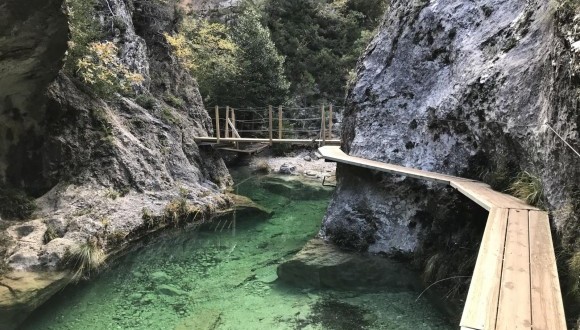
[
  {"x1": 318, "y1": 146, "x2": 566, "y2": 330},
  {"x1": 194, "y1": 137, "x2": 341, "y2": 145}
]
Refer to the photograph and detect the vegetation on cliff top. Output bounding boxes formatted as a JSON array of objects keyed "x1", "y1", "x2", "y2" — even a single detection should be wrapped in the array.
[
  {"x1": 167, "y1": 3, "x2": 289, "y2": 107},
  {"x1": 168, "y1": 0, "x2": 386, "y2": 107},
  {"x1": 65, "y1": 0, "x2": 144, "y2": 97}
]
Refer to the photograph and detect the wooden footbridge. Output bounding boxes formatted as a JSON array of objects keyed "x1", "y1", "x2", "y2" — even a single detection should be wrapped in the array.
[
  {"x1": 318, "y1": 146, "x2": 566, "y2": 330},
  {"x1": 194, "y1": 105, "x2": 341, "y2": 152}
]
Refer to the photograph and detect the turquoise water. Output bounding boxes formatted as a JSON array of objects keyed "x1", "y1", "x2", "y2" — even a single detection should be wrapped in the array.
[{"x1": 21, "y1": 170, "x2": 453, "y2": 330}]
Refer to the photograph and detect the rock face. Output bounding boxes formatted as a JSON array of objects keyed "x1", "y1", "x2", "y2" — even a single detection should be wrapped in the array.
[
  {"x1": 1, "y1": 0, "x2": 232, "y2": 273},
  {"x1": 0, "y1": 0, "x2": 68, "y2": 192},
  {"x1": 321, "y1": 0, "x2": 579, "y2": 297}
]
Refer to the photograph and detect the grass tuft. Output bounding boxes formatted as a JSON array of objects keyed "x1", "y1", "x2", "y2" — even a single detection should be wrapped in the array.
[
  {"x1": 67, "y1": 236, "x2": 106, "y2": 281},
  {"x1": 569, "y1": 252, "x2": 580, "y2": 297},
  {"x1": 252, "y1": 159, "x2": 271, "y2": 174},
  {"x1": 507, "y1": 171, "x2": 544, "y2": 207}
]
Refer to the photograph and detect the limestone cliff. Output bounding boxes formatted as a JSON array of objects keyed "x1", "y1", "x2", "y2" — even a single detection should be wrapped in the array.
[
  {"x1": 0, "y1": 0, "x2": 232, "y2": 273},
  {"x1": 321, "y1": 0, "x2": 580, "y2": 313}
]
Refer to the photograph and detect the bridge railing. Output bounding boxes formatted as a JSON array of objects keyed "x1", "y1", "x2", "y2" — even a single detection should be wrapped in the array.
[{"x1": 208, "y1": 105, "x2": 341, "y2": 145}]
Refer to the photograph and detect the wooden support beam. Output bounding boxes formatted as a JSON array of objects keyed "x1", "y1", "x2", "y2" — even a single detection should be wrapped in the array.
[
  {"x1": 215, "y1": 105, "x2": 220, "y2": 143},
  {"x1": 321, "y1": 104, "x2": 326, "y2": 146},
  {"x1": 269, "y1": 105, "x2": 273, "y2": 145},
  {"x1": 278, "y1": 105, "x2": 283, "y2": 139},
  {"x1": 328, "y1": 104, "x2": 333, "y2": 139},
  {"x1": 231, "y1": 108, "x2": 238, "y2": 149},
  {"x1": 227, "y1": 118, "x2": 241, "y2": 138},
  {"x1": 225, "y1": 106, "x2": 230, "y2": 138}
]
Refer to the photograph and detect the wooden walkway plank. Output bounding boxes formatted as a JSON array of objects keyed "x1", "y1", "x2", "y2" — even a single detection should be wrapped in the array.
[
  {"x1": 461, "y1": 208, "x2": 509, "y2": 330},
  {"x1": 315, "y1": 146, "x2": 565, "y2": 330},
  {"x1": 195, "y1": 137, "x2": 341, "y2": 145},
  {"x1": 529, "y1": 210, "x2": 567, "y2": 330},
  {"x1": 318, "y1": 146, "x2": 473, "y2": 185},
  {"x1": 496, "y1": 209, "x2": 532, "y2": 329},
  {"x1": 451, "y1": 181, "x2": 540, "y2": 211}
]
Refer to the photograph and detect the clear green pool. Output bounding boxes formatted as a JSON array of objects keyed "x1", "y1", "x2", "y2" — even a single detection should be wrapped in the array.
[{"x1": 21, "y1": 169, "x2": 453, "y2": 330}]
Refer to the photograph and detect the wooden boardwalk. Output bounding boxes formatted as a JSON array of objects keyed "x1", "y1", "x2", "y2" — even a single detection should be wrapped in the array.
[{"x1": 318, "y1": 146, "x2": 566, "y2": 330}]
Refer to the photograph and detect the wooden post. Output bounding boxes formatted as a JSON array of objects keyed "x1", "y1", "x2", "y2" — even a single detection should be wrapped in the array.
[
  {"x1": 232, "y1": 108, "x2": 238, "y2": 149},
  {"x1": 321, "y1": 104, "x2": 326, "y2": 146},
  {"x1": 225, "y1": 106, "x2": 230, "y2": 138},
  {"x1": 269, "y1": 105, "x2": 273, "y2": 144},
  {"x1": 328, "y1": 104, "x2": 333, "y2": 139},
  {"x1": 215, "y1": 105, "x2": 220, "y2": 143},
  {"x1": 278, "y1": 106, "x2": 283, "y2": 139}
]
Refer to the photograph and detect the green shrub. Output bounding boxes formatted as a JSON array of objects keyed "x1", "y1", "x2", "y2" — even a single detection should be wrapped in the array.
[
  {"x1": 43, "y1": 225, "x2": 59, "y2": 244},
  {"x1": 160, "y1": 107, "x2": 180, "y2": 125},
  {"x1": 135, "y1": 94, "x2": 157, "y2": 110},
  {"x1": 64, "y1": 0, "x2": 102, "y2": 73},
  {"x1": 163, "y1": 92, "x2": 185, "y2": 108},
  {"x1": 76, "y1": 41, "x2": 144, "y2": 97}
]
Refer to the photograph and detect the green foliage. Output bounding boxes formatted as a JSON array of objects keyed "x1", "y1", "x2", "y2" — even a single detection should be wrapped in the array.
[
  {"x1": 165, "y1": 18, "x2": 240, "y2": 106},
  {"x1": 163, "y1": 92, "x2": 186, "y2": 108},
  {"x1": 64, "y1": 0, "x2": 102, "y2": 73},
  {"x1": 43, "y1": 225, "x2": 59, "y2": 244},
  {"x1": 507, "y1": 171, "x2": 545, "y2": 208},
  {"x1": 67, "y1": 236, "x2": 106, "y2": 281},
  {"x1": 264, "y1": 0, "x2": 387, "y2": 104},
  {"x1": 77, "y1": 41, "x2": 145, "y2": 97},
  {"x1": 65, "y1": 0, "x2": 143, "y2": 97},
  {"x1": 0, "y1": 188, "x2": 36, "y2": 220},
  {"x1": 166, "y1": 4, "x2": 290, "y2": 107},
  {"x1": 135, "y1": 94, "x2": 157, "y2": 110},
  {"x1": 229, "y1": 4, "x2": 290, "y2": 107},
  {"x1": 160, "y1": 107, "x2": 180, "y2": 125}
]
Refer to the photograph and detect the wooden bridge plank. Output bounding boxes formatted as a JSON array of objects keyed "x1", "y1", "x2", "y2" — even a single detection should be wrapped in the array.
[
  {"x1": 195, "y1": 137, "x2": 341, "y2": 145},
  {"x1": 496, "y1": 209, "x2": 532, "y2": 330},
  {"x1": 451, "y1": 181, "x2": 539, "y2": 211},
  {"x1": 461, "y1": 208, "x2": 509, "y2": 330},
  {"x1": 315, "y1": 146, "x2": 565, "y2": 330},
  {"x1": 529, "y1": 210, "x2": 567, "y2": 330},
  {"x1": 318, "y1": 146, "x2": 472, "y2": 185}
]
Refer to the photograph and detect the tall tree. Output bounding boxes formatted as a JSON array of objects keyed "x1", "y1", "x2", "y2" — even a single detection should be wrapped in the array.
[
  {"x1": 230, "y1": 5, "x2": 290, "y2": 107},
  {"x1": 264, "y1": 0, "x2": 387, "y2": 105}
]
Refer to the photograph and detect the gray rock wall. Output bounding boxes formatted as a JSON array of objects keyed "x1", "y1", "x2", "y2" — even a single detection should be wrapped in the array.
[
  {"x1": 0, "y1": 0, "x2": 68, "y2": 193},
  {"x1": 321, "y1": 0, "x2": 579, "y2": 298},
  {"x1": 1, "y1": 0, "x2": 233, "y2": 272}
]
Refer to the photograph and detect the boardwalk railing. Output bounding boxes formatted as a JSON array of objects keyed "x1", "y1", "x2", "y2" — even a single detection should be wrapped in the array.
[{"x1": 195, "y1": 105, "x2": 341, "y2": 147}]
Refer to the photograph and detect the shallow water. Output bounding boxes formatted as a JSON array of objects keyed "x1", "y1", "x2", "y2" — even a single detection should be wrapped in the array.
[{"x1": 21, "y1": 169, "x2": 453, "y2": 330}]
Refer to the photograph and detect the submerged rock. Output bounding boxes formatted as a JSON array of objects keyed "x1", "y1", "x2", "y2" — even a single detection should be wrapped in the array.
[
  {"x1": 150, "y1": 271, "x2": 171, "y2": 284},
  {"x1": 277, "y1": 238, "x2": 421, "y2": 290},
  {"x1": 278, "y1": 163, "x2": 297, "y2": 175},
  {"x1": 156, "y1": 284, "x2": 186, "y2": 296},
  {"x1": 174, "y1": 309, "x2": 222, "y2": 330}
]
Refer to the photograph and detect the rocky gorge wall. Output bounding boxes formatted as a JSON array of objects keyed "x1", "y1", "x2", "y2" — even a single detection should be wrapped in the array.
[
  {"x1": 321, "y1": 0, "x2": 580, "y2": 316},
  {"x1": 0, "y1": 0, "x2": 232, "y2": 273}
]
